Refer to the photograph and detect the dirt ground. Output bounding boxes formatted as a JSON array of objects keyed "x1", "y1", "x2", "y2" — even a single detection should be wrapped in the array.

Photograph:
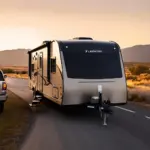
[{"x1": 0, "y1": 90, "x2": 33, "y2": 150}]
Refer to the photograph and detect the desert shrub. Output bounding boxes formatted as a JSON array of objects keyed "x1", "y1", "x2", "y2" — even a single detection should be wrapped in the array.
[
  {"x1": 139, "y1": 96, "x2": 147, "y2": 102},
  {"x1": 139, "y1": 73, "x2": 148, "y2": 80},
  {"x1": 128, "y1": 93, "x2": 147, "y2": 102},
  {"x1": 127, "y1": 85, "x2": 134, "y2": 89},
  {"x1": 144, "y1": 74, "x2": 150, "y2": 80},
  {"x1": 128, "y1": 93, "x2": 139, "y2": 101},
  {"x1": 16, "y1": 71, "x2": 19, "y2": 74},
  {"x1": 129, "y1": 65, "x2": 150, "y2": 75},
  {"x1": 126, "y1": 74, "x2": 137, "y2": 80},
  {"x1": 131, "y1": 76, "x2": 137, "y2": 81},
  {"x1": 126, "y1": 75, "x2": 132, "y2": 80},
  {"x1": 21, "y1": 70, "x2": 27, "y2": 74},
  {"x1": 1, "y1": 68, "x2": 27, "y2": 75},
  {"x1": 1, "y1": 68, "x2": 15, "y2": 73}
]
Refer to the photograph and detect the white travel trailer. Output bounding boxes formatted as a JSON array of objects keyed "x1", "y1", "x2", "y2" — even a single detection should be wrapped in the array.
[{"x1": 28, "y1": 38, "x2": 128, "y2": 125}]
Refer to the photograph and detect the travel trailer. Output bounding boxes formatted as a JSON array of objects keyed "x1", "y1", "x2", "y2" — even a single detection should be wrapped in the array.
[{"x1": 27, "y1": 37, "x2": 127, "y2": 125}]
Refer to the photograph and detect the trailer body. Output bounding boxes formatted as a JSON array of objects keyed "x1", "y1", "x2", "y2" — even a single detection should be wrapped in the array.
[{"x1": 28, "y1": 39, "x2": 127, "y2": 106}]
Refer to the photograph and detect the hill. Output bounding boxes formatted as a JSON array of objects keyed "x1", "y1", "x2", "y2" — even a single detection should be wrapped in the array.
[
  {"x1": 0, "y1": 49, "x2": 29, "y2": 67},
  {"x1": 122, "y1": 44, "x2": 150, "y2": 62}
]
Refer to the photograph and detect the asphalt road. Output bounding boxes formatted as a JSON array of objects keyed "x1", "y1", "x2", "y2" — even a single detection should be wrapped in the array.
[{"x1": 6, "y1": 77, "x2": 150, "y2": 150}]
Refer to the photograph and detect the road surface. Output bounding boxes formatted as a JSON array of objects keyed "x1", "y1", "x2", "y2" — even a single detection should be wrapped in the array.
[{"x1": 6, "y1": 77, "x2": 150, "y2": 150}]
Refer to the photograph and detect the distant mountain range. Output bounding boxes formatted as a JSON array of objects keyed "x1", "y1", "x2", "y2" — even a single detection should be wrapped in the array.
[
  {"x1": 0, "y1": 44, "x2": 150, "y2": 67},
  {"x1": 0, "y1": 49, "x2": 29, "y2": 67},
  {"x1": 122, "y1": 44, "x2": 150, "y2": 62}
]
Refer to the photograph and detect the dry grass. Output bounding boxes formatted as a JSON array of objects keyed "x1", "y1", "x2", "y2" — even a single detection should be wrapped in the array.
[
  {"x1": 5, "y1": 73, "x2": 28, "y2": 79},
  {"x1": 0, "y1": 90, "x2": 33, "y2": 150},
  {"x1": 127, "y1": 79, "x2": 150, "y2": 104},
  {"x1": 124, "y1": 62, "x2": 150, "y2": 68},
  {"x1": 127, "y1": 80, "x2": 150, "y2": 88},
  {"x1": 124, "y1": 63, "x2": 150, "y2": 104},
  {"x1": 0, "y1": 66, "x2": 28, "y2": 72},
  {"x1": 128, "y1": 89, "x2": 150, "y2": 104}
]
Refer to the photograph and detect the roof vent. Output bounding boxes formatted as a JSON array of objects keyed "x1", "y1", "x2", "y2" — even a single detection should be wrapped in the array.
[{"x1": 73, "y1": 37, "x2": 93, "y2": 40}]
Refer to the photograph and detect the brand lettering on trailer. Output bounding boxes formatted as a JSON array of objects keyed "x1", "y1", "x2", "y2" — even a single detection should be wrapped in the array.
[{"x1": 85, "y1": 50, "x2": 103, "y2": 53}]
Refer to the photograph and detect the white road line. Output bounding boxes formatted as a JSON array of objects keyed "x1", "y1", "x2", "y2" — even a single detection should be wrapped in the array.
[
  {"x1": 115, "y1": 106, "x2": 136, "y2": 113},
  {"x1": 145, "y1": 116, "x2": 150, "y2": 120}
]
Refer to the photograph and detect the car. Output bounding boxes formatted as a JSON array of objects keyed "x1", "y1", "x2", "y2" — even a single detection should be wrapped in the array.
[{"x1": 0, "y1": 70, "x2": 8, "y2": 113}]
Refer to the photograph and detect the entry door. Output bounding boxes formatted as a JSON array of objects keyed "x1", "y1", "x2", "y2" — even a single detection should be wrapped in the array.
[{"x1": 37, "y1": 52, "x2": 43, "y2": 92}]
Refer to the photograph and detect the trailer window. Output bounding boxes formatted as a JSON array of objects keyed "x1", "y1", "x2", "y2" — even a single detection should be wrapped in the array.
[
  {"x1": 62, "y1": 43, "x2": 123, "y2": 79},
  {"x1": 31, "y1": 64, "x2": 34, "y2": 72},
  {"x1": 51, "y1": 57, "x2": 56, "y2": 73},
  {"x1": 39, "y1": 52, "x2": 43, "y2": 68},
  {"x1": 39, "y1": 57, "x2": 42, "y2": 68}
]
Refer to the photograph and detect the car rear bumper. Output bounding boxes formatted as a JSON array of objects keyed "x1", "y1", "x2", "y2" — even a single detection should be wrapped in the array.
[{"x1": 0, "y1": 94, "x2": 8, "y2": 102}]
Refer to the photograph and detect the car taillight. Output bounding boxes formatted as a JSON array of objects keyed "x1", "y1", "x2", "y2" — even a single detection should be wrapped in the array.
[{"x1": 2, "y1": 82, "x2": 7, "y2": 90}]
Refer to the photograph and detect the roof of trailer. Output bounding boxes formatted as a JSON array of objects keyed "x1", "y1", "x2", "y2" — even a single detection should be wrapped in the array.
[
  {"x1": 57, "y1": 40, "x2": 119, "y2": 48},
  {"x1": 57, "y1": 40, "x2": 115, "y2": 44},
  {"x1": 28, "y1": 40, "x2": 119, "y2": 53}
]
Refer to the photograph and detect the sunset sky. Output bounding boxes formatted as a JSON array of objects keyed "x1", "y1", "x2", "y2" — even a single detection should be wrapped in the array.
[{"x1": 0, "y1": 0, "x2": 150, "y2": 50}]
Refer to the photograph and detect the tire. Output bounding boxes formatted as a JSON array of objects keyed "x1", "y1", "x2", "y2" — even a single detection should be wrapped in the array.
[{"x1": 0, "y1": 102, "x2": 4, "y2": 114}]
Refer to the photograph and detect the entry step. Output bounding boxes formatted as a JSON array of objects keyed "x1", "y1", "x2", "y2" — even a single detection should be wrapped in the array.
[
  {"x1": 32, "y1": 99, "x2": 41, "y2": 103},
  {"x1": 35, "y1": 95, "x2": 42, "y2": 99},
  {"x1": 29, "y1": 99, "x2": 41, "y2": 107},
  {"x1": 35, "y1": 95, "x2": 42, "y2": 98}
]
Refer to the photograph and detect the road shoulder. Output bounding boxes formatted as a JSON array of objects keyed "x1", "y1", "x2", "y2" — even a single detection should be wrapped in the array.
[{"x1": 0, "y1": 90, "x2": 34, "y2": 150}]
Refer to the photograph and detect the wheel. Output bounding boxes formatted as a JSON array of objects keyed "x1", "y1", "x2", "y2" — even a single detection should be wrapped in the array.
[{"x1": 0, "y1": 102, "x2": 4, "y2": 114}]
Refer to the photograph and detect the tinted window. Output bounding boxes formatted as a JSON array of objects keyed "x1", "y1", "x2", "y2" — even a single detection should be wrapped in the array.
[
  {"x1": 40, "y1": 56, "x2": 42, "y2": 68},
  {"x1": 61, "y1": 42, "x2": 123, "y2": 79},
  {"x1": 0, "y1": 71, "x2": 4, "y2": 81},
  {"x1": 31, "y1": 64, "x2": 34, "y2": 72}
]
